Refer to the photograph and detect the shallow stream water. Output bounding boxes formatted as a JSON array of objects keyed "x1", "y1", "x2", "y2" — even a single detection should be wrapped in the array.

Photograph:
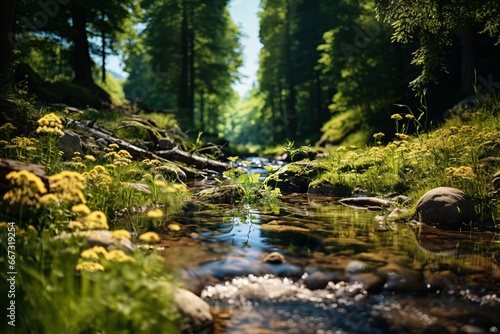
[{"x1": 153, "y1": 178, "x2": 499, "y2": 333}]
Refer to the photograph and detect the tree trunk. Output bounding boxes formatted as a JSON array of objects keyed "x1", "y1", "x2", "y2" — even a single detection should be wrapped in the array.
[
  {"x1": 101, "y1": 30, "x2": 106, "y2": 83},
  {"x1": 0, "y1": 0, "x2": 17, "y2": 87},
  {"x1": 72, "y1": 2, "x2": 94, "y2": 87},
  {"x1": 284, "y1": 0, "x2": 297, "y2": 140},
  {"x1": 178, "y1": 2, "x2": 194, "y2": 129},
  {"x1": 188, "y1": 5, "x2": 195, "y2": 124}
]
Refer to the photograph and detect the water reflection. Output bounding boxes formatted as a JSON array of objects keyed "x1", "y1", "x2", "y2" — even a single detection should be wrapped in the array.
[{"x1": 154, "y1": 192, "x2": 499, "y2": 333}]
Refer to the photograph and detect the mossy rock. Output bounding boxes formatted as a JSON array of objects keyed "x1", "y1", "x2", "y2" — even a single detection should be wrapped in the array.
[
  {"x1": 264, "y1": 161, "x2": 327, "y2": 193},
  {"x1": 196, "y1": 184, "x2": 246, "y2": 204}
]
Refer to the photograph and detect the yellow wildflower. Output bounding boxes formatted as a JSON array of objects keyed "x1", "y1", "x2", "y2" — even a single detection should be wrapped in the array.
[
  {"x1": 172, "y1": 183, "x2": 187, "y2": 191},
  {"x1": 76, "y1": 261, "x2": 104, "y2": 273},
  {"x1": 91, "y1": 246, "x2": 108, "y2": 255},
  {"x1": 68, "y1": 221, "x2": 84, "y2": 230},
  {"x1": 391, "y1": 114, "x2": 403, "y2": 121},
  {"x1": 71, "y1": 204, "x2": 91, "y2": 215},
  {"x1": 36, "y1": 113, "x2": 64, "y2": 136},
  {"x1": 139, "y1": 232, "x2": 160, "y2": 243},
  {"x1": 110, "y1": 229, "x2": 131, "y2": 240},
  {"x1": 147, "y1": 208, "x2": 164, "y2": 218},
  {"x1": 82, "y1": 211, "x2": 109, "y2": 230},
  {"x1": 85, "y1": 155, "x2": 96, "y2": 161},
  {"x1": 104, "y1": 250, "x2": 136, "y2": 263},
  {"x1": 395, "y1": 133, "x2": 409, "y2": 140},
  {"x1": 108, "y1": 143, "x2": 120, "y2": 149},
  {"x1": 3, "y1": 170, "x2": 47, "y2": 207},
  {"x1": 80, "y1": 249, "x2": 99, "y2": 261},
  {"x1": 405, "y1": 114, "x2": 415, "y2": 119},
  {"x1": 154, "y1": 180, "x2": 168, "y2": 188},
  {"x1": 0, "y1": 122, "x2": 16, "y2": 132},
  {"x1": 39, "y1": 194, "x2": 60, "y2": 204},
  {"x1": 49, "y1": 171, "x2": 86, "y2": 204},
  {"x1": 168, "y1": 223, "x2": 181, "y2": 232},
  {"x1": 7, "y1": 136, "x2": 38, "y2": 150},
  {"x1": 373, "y1": 132, "x2": 385, "y2": 139}
]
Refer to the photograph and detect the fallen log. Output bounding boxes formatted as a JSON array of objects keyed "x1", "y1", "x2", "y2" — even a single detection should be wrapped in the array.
[
  {"x1": 156, "y1": 147, "x2": 229, "y2": 173},
  {"x1": 67, "y1": 118, "x2": 228, "y2": 175}
]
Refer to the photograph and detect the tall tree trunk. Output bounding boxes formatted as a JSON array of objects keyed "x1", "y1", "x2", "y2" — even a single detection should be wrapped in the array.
[
  {"x1": 188, "y1": 5, "x2": 195, "y2": 124},
  {"x1": 72, "y1": 2, "x2": 94, "y2": 87},
  {"x1": 199, "y1": 88, "x2": 205, "y2": 131},
  {"x1": 461, "y1": 31, "x2": 474, "y2": 95},
  {"x1": 284, "y1": 0, "x2": 297, "y2": 140},
  {"x1": 0, "y1": 0, "x2": 17, "y2": 87},
  {"x1": 178, "y1": 3, "x2": 193, "y2": 129},
  {"x1": 101, "y1": 30, "x2": 106, "y2": 83}
]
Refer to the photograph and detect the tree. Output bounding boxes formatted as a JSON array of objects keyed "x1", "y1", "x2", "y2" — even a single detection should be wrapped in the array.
[
  {"x1": 125, "y1": 0, "x2": 242, "y2": 131},
  {"x1": 375, "y1": 0, "x2": 500, "y2": 94},
  {"x1": 0, "y1": 0, "x2": 18, "y2": 87}
]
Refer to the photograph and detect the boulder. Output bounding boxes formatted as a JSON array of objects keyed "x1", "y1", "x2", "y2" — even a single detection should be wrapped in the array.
[
  {"x1": 416, "y1": 187, "x2": 477, "y2": 229},
  {"x1": 57, "y1": 130, "x2": 83, "y2": 159}
]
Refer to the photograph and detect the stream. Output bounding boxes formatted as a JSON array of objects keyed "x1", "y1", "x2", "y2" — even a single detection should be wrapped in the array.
[{"x1": 150, "y1": 160, "x2": 499, "y2": 334}]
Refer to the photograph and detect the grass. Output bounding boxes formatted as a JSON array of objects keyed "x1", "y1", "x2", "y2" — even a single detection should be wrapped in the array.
[
  {"x1": 312, "y1": 96, "x2": 500, "y2": 228},
  {"x1": 0, "y1": 98, "x2": 191, "y2": 333}
]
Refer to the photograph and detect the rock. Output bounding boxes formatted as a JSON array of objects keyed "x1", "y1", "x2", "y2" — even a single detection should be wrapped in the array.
[
  {"x1": 416, "y1": 187, "x2": 477, "y2": 229},
  {"x1": 261, "y1": 252, "x2": 286, "y2": 264},
  {"x1": 377, "y1": 263, "x2": 426, "y2": 292},
  {"x1": 59, "y1": 230, "x2": 136, "y2": 253},
  {"x1": 339, "y1": 197, "x2": 392, "y2": 210},
  {"x1": 157, "y1": 137, "x2": 175, "y2": 150},
  {"x1": 174, "y1": 287, "x2": 213, "y2": 329},
  {"x1": 196, "y1": 184, "x2": 246, "y2": 204},
  {"x1": 57, "y1": 130, "x2": 83, "y2": 159}
]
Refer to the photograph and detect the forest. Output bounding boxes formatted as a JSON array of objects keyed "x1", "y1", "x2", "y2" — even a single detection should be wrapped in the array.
[
  {"x1": 1, "y1": 0, "x2": 499, "y2": 147},
  {"x1": 1, "y1": 1, "x2": 500, "y2": 333}
]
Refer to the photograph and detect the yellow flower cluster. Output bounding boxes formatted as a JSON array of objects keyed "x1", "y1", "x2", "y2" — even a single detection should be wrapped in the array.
[
  {"x1": 139, "y1": 231, "x2": 160, "y2": 243},
  {"x1": 83, "y1": 165, "x2": 112, "y2": 191},
  {"x1": 4, "y1": 136, "x2": 38, "y2": 150},
  {"x1": 142, "y1": 158, "x2": 162, "y2": 166},
  {"x1": 445, "y1": 166, "x2": 476, "y2": 180},
  {"x1": 105, "y1": 148, "x2": 133, "y2": 166},
  {"x1": 147, "y1": 208, "x2": 164, "y2": 218},
  {"x1": 76, "y1": 245, "x2": 135, "y2": 272},
  {"x1": 49, "y1": 171, "x2": 86, "y2": 203},
  {"x1": 153, "y1": 180, "x2": 187, "y2": 193},
  {"x1": 69, "y1": 204, "x2": 109, "y2": 230},
  {"x1": 110, "y1": 229, "x2": 131, "y2": 240},
  {"x1": 3, "y1": 170, "x2": 47, "y2": 207},
  {"x1": 0, "y1": 122, "x2": 16, "y2": 132},
  {"x1": 36, "y1": 113, "x2": 64, "y2": 136}
]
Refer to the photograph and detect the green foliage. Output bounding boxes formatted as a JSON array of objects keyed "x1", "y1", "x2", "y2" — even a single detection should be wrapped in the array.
[
  {"x1": 316, "y1": 97, "x2": 500, "y2": 227},
  {"x1": 0, "y1": 226, "x2": 180, "y2": 334},
  {"x1": 123, "y1": 0, "x2": 243, "y2": 131},
  {"x1": 375, "y1": 0, "x2": 500, "y2": 91},
  {"x1": 215, "y1": 156, "x2": 281, "y2": 208}
]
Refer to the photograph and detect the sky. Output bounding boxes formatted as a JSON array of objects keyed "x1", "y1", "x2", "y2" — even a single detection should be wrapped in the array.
[
  {"x1": 228, "y1": 0, "x2": 263, "y2": 97},
  {"x1": 106, "y1": 1, "x2": 262, "y2": 98}
]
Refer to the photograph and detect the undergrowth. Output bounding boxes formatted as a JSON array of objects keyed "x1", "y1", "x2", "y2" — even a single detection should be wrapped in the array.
[{"x1": 314, "y1": 95, "x2": 500, "y2": 227}]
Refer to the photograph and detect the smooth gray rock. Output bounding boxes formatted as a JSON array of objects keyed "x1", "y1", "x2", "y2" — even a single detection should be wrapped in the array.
[
  {"x1": 416, "y1": 187, "x2": 477, "y2": 229},
  {"x1": 57, "y1": 130, "x2": 83, "y2": 159},
  {"x1": 174, "y1": 287, "x2": 213, "y2": 328}
]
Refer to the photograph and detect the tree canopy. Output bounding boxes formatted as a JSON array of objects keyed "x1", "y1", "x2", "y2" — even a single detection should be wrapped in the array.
[{"x1": 2, "y1": 0, "x2": 499, "y2": 146}]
